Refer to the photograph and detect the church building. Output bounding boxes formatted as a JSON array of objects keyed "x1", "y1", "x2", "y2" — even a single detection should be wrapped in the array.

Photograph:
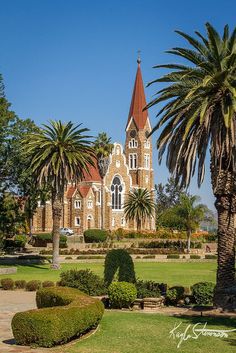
[{"x1": 32, "y1": 58, "x2": 155, "y2": 233}]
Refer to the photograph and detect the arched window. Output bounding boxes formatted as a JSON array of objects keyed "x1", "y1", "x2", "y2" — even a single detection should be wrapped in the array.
[{"x1": 111, "y1": 176, "x2": 123, "y2": 210}]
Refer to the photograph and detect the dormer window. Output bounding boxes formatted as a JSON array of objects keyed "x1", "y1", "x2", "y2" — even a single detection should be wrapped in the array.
[{"x1": 129, "y1": 138, "x2": 138, "y2": 148}]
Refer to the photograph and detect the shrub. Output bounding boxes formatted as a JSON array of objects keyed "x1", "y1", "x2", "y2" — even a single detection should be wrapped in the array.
[
  {"x1": 166, "y1": 288, "x2": 178, "y2": 304},
  {"x1": 26, "y1": 280, "x2": 41, "y2": 291},
  {"x1": 142, "y1": 255, "x2": 155, "y2": 259},
  {"x1": 136, "y1": 280, "x2": 163, "y2": 298},
  {"x1": 139, "y1": 240, "x2": 202, "y2": 250},
  {"x1": 1, "y1": 278, "x2": 14, "y2": 290},
  {"x1": 11, "y1": 286, "x2": 104, "y2": 347},
  {"x1": 205, "y1": 254, "x2": 217, "y2": 260},
  {"x1": 60, "y1": 269, "x2": 106, "y2": 296},
  {"x1": 191, "y1": 282, "x2": 215, "y2": 305},
  {"x1": 190, "y1": 255, "x2": 201, "y2": 259},
  {"x1": 83, "y1": 229, "x2": 108, "y2": 243},
  {"x1": 14, "y1": 235, "x2": 27, "y2": 248},
  {"x1": 76, "y1": 255, "x2": 104, "y2": 260},
  {"x1": 108, "y1": 282, "x2": 137, "y2": 308},
  {"x1": 42, "y1": 281, "x2": 55, "y2": 288},
  {"x1": 65, "y1": 256, "x2": 73, "y2": 260},
  {"x1": 167, "y1": 254, "x2": 180, "y2": 259},
  {"x1": 166, "y1": 286, "x2": 185, "y2": 305},
  {"x1": 104, "y1": 249, "x2": 136, "y2": 286},
  {"x1": 32, "y1": 233, "x2": 67, "y2": 248},
  {"x1": 15, "y1": 280, "x2": 26, "y2": 289}
]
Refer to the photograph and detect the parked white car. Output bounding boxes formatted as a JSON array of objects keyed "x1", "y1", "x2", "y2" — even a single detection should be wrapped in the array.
[{"x1": 59, "y1": 227, "x2": 74, "y2": 236}]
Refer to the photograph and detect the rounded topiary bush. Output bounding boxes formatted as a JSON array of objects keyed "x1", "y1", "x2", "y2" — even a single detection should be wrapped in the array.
[
  {"x1": 108, "y1": 282, "x2": 137, "y2": 308},
  {"x1": 26, "y1": 280, "x2": 41, "y2": 291},
  {"x1": 83, "y1": 229, "x2": 108, "y2": 243},
  {"x1": 1, "y1": 278, "x2": 14, "y2": 290},
  {"x1": 104, "y1": 249, "x2": 136, "y2": 286},
  {"x1": 15, "y1": 280, "x2": 26, "y2": 289},
  {"x1": 11, "y1": 286, "x2": 104, "y2": 347},
  {"x1": 60, "y1": 269, "x2": 106, "y2": 296},
  {"x1": 42, "y1": 281, "x2": 55, "y2": 288},
  {"x1": 191, "y1": 282, "x2": 215, "y2": 305}
]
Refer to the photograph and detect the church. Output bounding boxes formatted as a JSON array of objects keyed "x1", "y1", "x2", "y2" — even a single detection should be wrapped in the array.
[{"x1": 32, "y1": 58, "x2": 155, "y2": 234}]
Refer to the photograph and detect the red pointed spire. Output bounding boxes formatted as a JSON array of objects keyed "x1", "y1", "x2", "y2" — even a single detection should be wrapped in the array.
[{"x1": 126, "y1": 58, "x2": 148, "y2": 130}]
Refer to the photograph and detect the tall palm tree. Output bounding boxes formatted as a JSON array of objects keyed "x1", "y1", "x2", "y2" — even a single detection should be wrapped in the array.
[
  {"x1": 22, "y1": 120, "x2": 94, "y2": 269},
  {"x1": 124, "y1": 188, "x2": 155, "y2": 231},
  {"x1": 175, "y1": 194, "x2": 206, "y2": 252},
  {"x1": 146, "y1": 23, "x2": 236, "y2": 309},
  {"x1": 94, "y1": 133, "x2": 113, "y2": 229}
]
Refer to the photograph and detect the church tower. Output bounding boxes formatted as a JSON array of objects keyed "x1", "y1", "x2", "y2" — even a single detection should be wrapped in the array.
[{"x1": 125, "y1": 58, "x2": 154, "y2": 191}]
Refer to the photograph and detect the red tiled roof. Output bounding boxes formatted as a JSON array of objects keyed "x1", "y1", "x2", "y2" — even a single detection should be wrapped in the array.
[
  {"x1": 82, "y1": 159, "x2": 101, "y2": 182},
  {"x1": 66, "y1": 186, "x2": 76, "y2": 198},
  {"x1": 78, "y1": 185, "x2": 91, "y2": 198},
  {"x1": 126, "y1": 61, "x2": 148, "y2": 130}
]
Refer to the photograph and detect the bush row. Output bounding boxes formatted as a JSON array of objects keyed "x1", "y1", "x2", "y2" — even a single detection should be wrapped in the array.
[
  {"x1": 0, "y1": 278, "x2": 55, "y2": 291},
  {"x1": 139, "y1": 240, "x2": 202, "y2": 249}
]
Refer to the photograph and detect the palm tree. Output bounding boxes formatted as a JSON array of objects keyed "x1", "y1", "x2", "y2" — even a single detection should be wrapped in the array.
[
  {"x1": 124, "y1": 188, "x2": 155, "y2": 231},
  {"x1": 175, "y1": 194, "x2": 206, "y2": 252},
  {"x1": 22, "y1": 120, "x2": 94, "y2": 269},
  {"x1": 94, "y1": 133, "x2": 113, "y2": 229},
  {"x1": 146, "y1": 23, "x2": 236, "y2": 308}
]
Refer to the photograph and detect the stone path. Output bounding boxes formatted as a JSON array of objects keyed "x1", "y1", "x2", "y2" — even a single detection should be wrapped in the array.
[{"x1": 0, "y1": 291, "x2": 52, "y2": 353}]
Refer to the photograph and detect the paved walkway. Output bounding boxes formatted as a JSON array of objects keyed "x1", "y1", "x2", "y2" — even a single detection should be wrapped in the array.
[{"x1": 0, "y1": 291, "x2": 52, "y2": 353}]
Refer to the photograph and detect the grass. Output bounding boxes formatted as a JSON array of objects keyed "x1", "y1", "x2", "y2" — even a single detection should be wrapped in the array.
[
  {"x1": 0, "y1": 261, "x2": 216, "y2": 286},
  {"x1": 67, "y1": 311, "x2": 236, "y2": 353}
]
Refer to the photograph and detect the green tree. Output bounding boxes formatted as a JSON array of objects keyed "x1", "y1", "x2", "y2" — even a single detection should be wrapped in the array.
[
  {"x1": 146, "y1": 23, "x2": 236, "y2": 308},
  {"x1": 22, "y1": 120, "x2": 94, "y2": 269},
  {"x1": 155, "y1": 177, "x2": 185, "y2": 228},
  {"x1": 175, "y1": 194, "x2": 206, "y2": 252},
  {"x1": 94, "y1": 132, "x2": 113, "y2": 229},
  {"x1": 0, "y1": 191, "x2": 25, "y2": 237},
  {"x1": 124, "y1": 188, "x2": 155, "y2": 231}
]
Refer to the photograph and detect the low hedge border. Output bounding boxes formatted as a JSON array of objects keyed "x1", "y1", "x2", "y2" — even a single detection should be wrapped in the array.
[{"x1": 11, "y1": 286, "x2": 104, "y2": 347}]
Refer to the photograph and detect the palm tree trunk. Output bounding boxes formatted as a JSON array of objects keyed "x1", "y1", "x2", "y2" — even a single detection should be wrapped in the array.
[
  {"x1": 213, "y1": 194, "x2": 236, "y2": 308},
  {"x1": 137, "y1": 218, "x2": 141, "y2": 232},
  {"x1": 101, "y1": 178, "x2": 104, "y2": 229},
  {"x1": 186, "y1": 229, "x2": 191, "y2": 253},
  {"x1": 51, "y1": 196, "x2": 62, "y2": 269}
]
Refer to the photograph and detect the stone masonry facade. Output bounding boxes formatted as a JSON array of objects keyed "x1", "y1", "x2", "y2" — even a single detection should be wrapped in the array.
[{"x1": 32, "y1": 59, "x2": 156, "y2": 234}]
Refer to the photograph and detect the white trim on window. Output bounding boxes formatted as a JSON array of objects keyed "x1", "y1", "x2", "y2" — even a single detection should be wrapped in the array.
[
  {"x1": 74, "y1": 200, "x2": 81, "y2": 209},
  {"x1": 75, "y1": 216, "x2": 80, "y2": 226}
]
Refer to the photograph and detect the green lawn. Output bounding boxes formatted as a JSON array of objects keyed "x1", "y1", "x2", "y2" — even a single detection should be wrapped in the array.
[
  {"x1": 67, "y1": 311, "x2": 236, "y2": 353},
  {"x1": 0, "y1": 261, "x2": 216, "y2": 286}
]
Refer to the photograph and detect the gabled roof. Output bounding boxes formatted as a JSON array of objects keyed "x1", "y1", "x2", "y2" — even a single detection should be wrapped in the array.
[
  {"x1": 82, "y1": 159, "x2": 101, "y2": 182},
  {"x1": 126, "y1": 59, "x2": 149, "y2": 130},
  {"x1": 66, "y1": 186, "x2": 76, "y2": 198},
  {"x1": 78, "y1": 185, "x2": 91, "y2": 198}
]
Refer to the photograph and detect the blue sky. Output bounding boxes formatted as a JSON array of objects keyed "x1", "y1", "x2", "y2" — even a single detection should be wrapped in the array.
[{"x1": 1, "y1": 0, "x2": 236, "y2": 210}]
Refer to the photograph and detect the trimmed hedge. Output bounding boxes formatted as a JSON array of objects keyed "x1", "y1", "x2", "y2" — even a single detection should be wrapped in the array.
[
  {"x1": 104, "y1": 249, "x2": 136, "y2": 286},
  {"x1": 139, "y1": 240, "x2": 202, "y2": 249},
  {"x1": 108, "y1": 282, "x2": 137, "y2": 308},
  {"x1": 11, "y1": 286, "x2": 104, "y2": 347},
  {"x1": 166, "y1": 254, "x2": 180, "y2": 259},
  {"x1": 83, "y1": 229, "x2": 108, "y2": 243}
]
